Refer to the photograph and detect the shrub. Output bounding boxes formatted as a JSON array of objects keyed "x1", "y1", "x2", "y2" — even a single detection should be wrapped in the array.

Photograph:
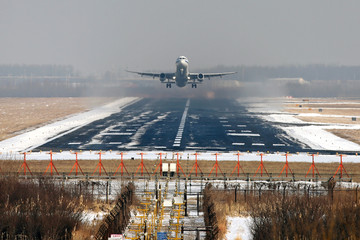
[{"x1": 0, "y1": 178, "x2": 83, "y2": 240}]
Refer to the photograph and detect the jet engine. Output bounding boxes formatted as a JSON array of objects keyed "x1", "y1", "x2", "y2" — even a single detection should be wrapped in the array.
[
  {"x1": 197, "y1": 73, "x2": 204, "y2": 82},
  {"x1": 160, "y1": 73, "x2": 166, "y2": 82}
]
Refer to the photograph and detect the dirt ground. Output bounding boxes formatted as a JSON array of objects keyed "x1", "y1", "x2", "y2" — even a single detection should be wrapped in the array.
[{"x1": 0, "y1": 97, "x2": 115, "y2": 141}]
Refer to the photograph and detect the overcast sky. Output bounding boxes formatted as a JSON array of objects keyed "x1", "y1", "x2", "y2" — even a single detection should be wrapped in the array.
[{"x1": 1, "y1": 0, "x2": 360, "y2": 74}]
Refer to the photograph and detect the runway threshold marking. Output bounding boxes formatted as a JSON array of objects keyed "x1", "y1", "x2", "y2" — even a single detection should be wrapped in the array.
[{"x1": 173, "y1": 99, "x2": 190, "y2": 147}]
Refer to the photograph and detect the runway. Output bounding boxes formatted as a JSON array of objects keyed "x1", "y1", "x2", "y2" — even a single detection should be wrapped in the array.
[{"x1": 34, "y1": 98, "x2": 311, "y2": 153}]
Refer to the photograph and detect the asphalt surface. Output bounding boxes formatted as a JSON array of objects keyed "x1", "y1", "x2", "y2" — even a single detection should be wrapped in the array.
[{"x1": 33, "y1": 98, "x2": 317, "y2": 153}]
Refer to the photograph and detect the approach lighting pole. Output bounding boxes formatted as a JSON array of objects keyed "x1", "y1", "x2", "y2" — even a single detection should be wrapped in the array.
[
  {"x1": 305, "y1": 153, "x2": 321, "y2": 178},
  {"x1": 189, "y1": 152, "x2": 203, "y2": 177},
  {"x1": 43, "y1": 150, "x2": 59, "y2": 176},
  {"x1": 231, "y1": 151, "x2": 245, "y2": 177},
  {"x1": 175, "y1": 152, "x2": 186, "y2": 177},
  {"x1": 92, "y1": 151, "x2": 108, "y2": 176},
  {"x1": 253, "y1": 153, "x2": 269, "y2": 177},
  {"x1": 135, "y1": 152, "x2": 149, "y2": 176},
  {"x1": 18, "y1": 152, "x2": 32, "y2": 176},
  {"x1": 113, "y1": 152, "x2": 129, "y2": 176},
  {"x1": 69, "y1": 151, "x2": 84, "y2": 176},
  {"x1": 278, "y1": 152, "x2": 294, "y2": 178},
  {"x1": 333, "y1": 154, "x2": 350, "y2": 179},
  {"x1": 208, "y1": 153, "x2": 223, "y2": 177},
  {"x1": 153, "y1": 152, "x2": 165, "y2": 176}
]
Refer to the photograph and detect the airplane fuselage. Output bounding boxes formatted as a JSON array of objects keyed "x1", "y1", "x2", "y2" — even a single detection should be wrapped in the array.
[{"x1": 175, "y1": 57, "x2": 189, "y2": 87}]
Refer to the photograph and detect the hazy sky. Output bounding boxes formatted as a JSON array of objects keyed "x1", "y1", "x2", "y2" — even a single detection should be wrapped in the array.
[{"x1": 1, "y1": 0, "x2": 360, "y2": 74}]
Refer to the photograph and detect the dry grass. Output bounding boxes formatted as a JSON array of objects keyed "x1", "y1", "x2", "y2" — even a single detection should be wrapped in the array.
[
  {"x1": 206, "y1": 183, "x2": 360, "y2": 240},
  {"x1": 283, "y1": 99, "x2": 360, "y2": 144},
  {"x1": 0, "y1": 97, "x2": 115, "y2": 141},
  {"x1": 328, "y1": 129, "x2": 360, "y2": 145},
  {"x1": 286, "y1": 107, "x2": 360, "y2": 116},
  {"x1": 296, "y1": 116, "x2": 360, "y2": 124}
]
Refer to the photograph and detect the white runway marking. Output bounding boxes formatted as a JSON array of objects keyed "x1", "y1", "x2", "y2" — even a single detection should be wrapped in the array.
[
  {"x1": 252, "y1": 143, "x2": 265, "y2": 146},
  {"x1": 232, "y1": 143, "x2": 245, "y2": 146},
  {"x1": 227, "y1": 133, "x2": 260, "y2": 137},
  {"x1": 109, "y1": 142, "x2": 122, "y2": 145},
  {"x1": 226, "y1": 130, "x2": 236, "y2": 132},
  {"x1": 173, "y1": 99, "x2": 190, "y2": 147},
  {"x1": 99, "y1": 132, "x2": 133, "y2": 136},
  {"x1": 237, "y1": 125, "x2": 247, "y2": 127},
  {"x1": 273, "y1": 143, "x2": 286, "y2": 146},
  {"x1": 68, "y1": 142, "x2": 81, "y2": 145}
]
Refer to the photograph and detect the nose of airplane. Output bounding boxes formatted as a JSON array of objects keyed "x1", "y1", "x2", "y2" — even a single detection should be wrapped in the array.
[{"x1": 178, "y1": 59, "x2": 188, "y2": 68}]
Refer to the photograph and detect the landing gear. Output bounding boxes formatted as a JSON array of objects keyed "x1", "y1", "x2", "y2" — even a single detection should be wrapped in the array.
[
  {"x1": 166, "y1": 83, "x2": 172, "y2": 88},
  {"x1": 191, "y1": 83, "x2": 197, "y2": 88}
]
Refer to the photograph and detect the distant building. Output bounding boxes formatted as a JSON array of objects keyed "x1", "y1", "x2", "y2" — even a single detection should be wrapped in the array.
[{"x1": 268, "y1": 77, "x2": 310, "y2": 85}]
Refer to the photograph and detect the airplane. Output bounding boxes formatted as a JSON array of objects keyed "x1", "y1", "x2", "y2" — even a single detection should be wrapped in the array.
[{"x1": 127, "y1": 56, "x2": 236, "y2": 88}]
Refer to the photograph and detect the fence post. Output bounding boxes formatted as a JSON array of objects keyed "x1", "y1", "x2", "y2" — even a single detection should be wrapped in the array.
[
  {"x1": 185, "y1": 180, "x2": 188, "y2": 217},
  {"x1": 283, "y1": 185, "x2": 286, "y2": 199},
  {"x1": 244, "y1": 189, "x2": 247, "y2": 203},
  {"x1": 259, "y1": 186, "x2": 262, "y2": 201},
  {"x1": 106, "y1": 180, "x2": 109, "y2": 204},
  {"x1": 197, "y1": 192, "x2": 200, "y2": 216}
]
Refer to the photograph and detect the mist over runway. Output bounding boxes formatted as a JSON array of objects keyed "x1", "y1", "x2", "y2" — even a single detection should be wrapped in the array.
[{"x1": 34, "y1": 97, "x2": 314, "y2": 153}]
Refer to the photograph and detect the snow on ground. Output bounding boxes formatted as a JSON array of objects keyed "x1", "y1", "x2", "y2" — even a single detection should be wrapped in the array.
[
  {"x1": 282, "y1": 126, "x2": 360, "y2": 151},
  {"x1": 246, "y1": 101, "x2": 360, "y2": 152},
  {"x1": 226, "y1": 216, "x2": 252, "y2": 240},
  {"x1": 82, "y1": 210, "x2": 107, "y2": 223},
  {"x1": 0, "y1": 97, "x2": 140, "y2": 153}
]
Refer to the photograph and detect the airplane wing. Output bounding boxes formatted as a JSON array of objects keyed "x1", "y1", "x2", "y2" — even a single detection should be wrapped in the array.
[
  {"x1": 188, "y1": 72, "x2": 237, "y2": 80},
  {"x1": 126, "y1": 70, "x2": 175, "y2": 80}
]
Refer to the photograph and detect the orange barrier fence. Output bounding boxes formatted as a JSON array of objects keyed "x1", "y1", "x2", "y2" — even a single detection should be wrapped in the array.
[{"x1": 1, "y1": 151, "x2": 356, "y2": 181}]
